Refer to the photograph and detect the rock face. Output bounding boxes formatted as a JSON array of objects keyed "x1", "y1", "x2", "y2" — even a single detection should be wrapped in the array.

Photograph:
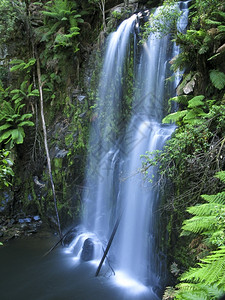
[{"x1": 80, "y1": 238, "x2": 94, "y2": 261}]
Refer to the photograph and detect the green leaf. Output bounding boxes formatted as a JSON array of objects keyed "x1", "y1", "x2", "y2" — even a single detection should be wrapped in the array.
[
  {"x1": 10, "y1": 89, "x2": 21, "y2": 94},
  {"x1": 23, "y1": 58, "x2": 36, "y2": 69},
  {"x1": 11, "y1": 129, "x2": 19, "y2": 140},
  {"x1": 188, "y1": 95, "x2": 205, "y2": 108},
  {"x1": 162, "y1": 110, "x2": 187, "y2": 124},
  {"x1": 18, "y1": 121, "x2": 34, "y2": 127},
  {"x1": 28, "y1": 89, "x2": 39, "y2": 97},
  {"x1": 0, "y1": 129, "x2": 13, "y2": 142},
  {"x1": 0, "y1": 123, "x2": 12, "y2": 131},
  {"x1": 10, "y1": 63, "x2": 26, "y2": 72},
  {"x1": 18, "y1": 114, "x2": 33, "y2": 121},
  {"x1": 209, "y1": 70, "x2": 225, "y2": 90},
  {"x1": 15, "y1": 128, "x2": 25, "y2": 144}
]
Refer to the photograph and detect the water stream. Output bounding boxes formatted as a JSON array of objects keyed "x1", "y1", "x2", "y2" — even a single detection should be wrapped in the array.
[
  {"x1": 0, "y1": 3, "x2": 191, "y2": 300},
  {"x1": 65, "y1": 2, "x2": 189, "y2": 299}
]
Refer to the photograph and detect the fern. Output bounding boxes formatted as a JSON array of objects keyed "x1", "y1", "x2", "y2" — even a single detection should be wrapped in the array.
[
  {"x1": 187, "y1": 203, "x2": 225, "y2": 217},
  {"x1": 202, "y1": 192, "x2": 225, "y2": 205},
  {"x1": 215, "y1": 172, "x2": 225, "y2": 184},
  {"x1": 182, "y1": 215, "x2": 217, "y2": 234},
  {"x1": 162, "y1": 110, "x2": 187, "y2": 124},
  {"x1": 175, "y1": 171, "x2": 225, "y2": 299},
  {"x1": 175, "y1": 282, "x2": 223, "y2": 300},
  {"x1": 187, "y1": 95, "x2": 205, "y2": 108},
  {"x1": 181, "y1": 247, "x2": 225, "y2": 288},
  {"x1": 209, "y1": 69, "x2": 225, "y2": 90}
]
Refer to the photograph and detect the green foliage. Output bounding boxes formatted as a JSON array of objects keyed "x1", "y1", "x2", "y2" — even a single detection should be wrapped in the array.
[
  {"x1": 40, "y1": 0, "x2": 83, "y2": 52},
  {"x1": 209, "y1": 70, "x2": 225, "y2": 90},
  {"x1": 0, "y1": 0, "x2": 25, "y2": 44},
  {"x1": 0, "y1": 82, "x2": 36, "y2": 148},
  {"x1": 162, "y1": 95, "x2": 207, "y2": 125},
  {"x1": 141, "y1": 0, "x2": 182, "y2": 40},
  {"x1": 170, "y1": 0, "x2": 225, "y2": 98},
  {"x1": 10, "y1": 58, "x2": 37, "y2": 73},
  {"x1": 174, "y1": 171, "x2": 225, "y2": 299},
  {"x1": 0, "y1": 149, "x2": 14, "y2": 188}
]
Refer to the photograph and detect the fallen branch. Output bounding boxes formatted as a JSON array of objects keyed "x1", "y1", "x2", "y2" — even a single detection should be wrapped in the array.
[
  {"x1": 95, "y1": 209, "x2": 123, "y2": 277},
  {"x1": 43, "y1": 227, "x2": 74, "y2": 257}
]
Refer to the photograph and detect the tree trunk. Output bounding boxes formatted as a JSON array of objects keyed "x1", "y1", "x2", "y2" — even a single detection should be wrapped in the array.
[{"x1": 35, "y1": 49, "x2": 62, "y2": 240}]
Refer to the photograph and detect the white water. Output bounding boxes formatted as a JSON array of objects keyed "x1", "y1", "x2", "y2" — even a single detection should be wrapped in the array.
[{"x1": 66, "y1": 2, "x2": 189, "y2": 298}]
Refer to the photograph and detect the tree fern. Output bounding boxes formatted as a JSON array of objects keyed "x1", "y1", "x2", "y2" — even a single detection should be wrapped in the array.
[
  {"x1": 187, "y1": 203, "x2": 224, "y2": 217},
  {"x1": 182, "y1": 215, "x2": 217, "y2": 235},
  {"x1": 202, "y1": 192, "x2": 225, "y2": 205},
  {"x1": 175, "y1": 171, "x2": 225, "y2": 299},
  {"x1": 175, "y1": 282, "x2": 223, "y2": 300},
  {"x1": 180, "y1": 247, "x2": 225, "y2": 288}
]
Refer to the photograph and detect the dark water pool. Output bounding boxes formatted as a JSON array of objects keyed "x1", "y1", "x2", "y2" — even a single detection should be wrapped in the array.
[{"x1": 0, "y1": 233, "x2": 159, "y2": 300}]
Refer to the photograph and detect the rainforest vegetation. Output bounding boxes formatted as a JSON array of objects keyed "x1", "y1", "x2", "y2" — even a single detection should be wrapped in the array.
[{"x1": 0, "y1": 0, "x2": 225, "y2": 299}]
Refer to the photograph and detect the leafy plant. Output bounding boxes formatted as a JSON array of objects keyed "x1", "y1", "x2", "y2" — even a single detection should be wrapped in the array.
[
  {"x1": 10, "y1": 58, "x2": 37, "y2": 73},
  {"x1": 40, "y1": 0, "x2": 83, "y2": 52},
  {"x1": 162, "y1": 95, "x2": 207, "y2": 125},
  {"x1": 141, "y1": 0, "x2": 182, "y2": 40},
  {"x1": 209, "y1": 70, "x2": 225, "y2": 90},
  {"x1": 174, "y1": 171, "x2": 225, "y2": 299},
  {"x1": 0, "y1": 0, "x2": 25, "y2": 44},
  {"x1": 0, "y1": 82, "x2": 37, "y2": 148},
  {"x1": 0, "y1": 149, "x2": 14, "y2": 189}
]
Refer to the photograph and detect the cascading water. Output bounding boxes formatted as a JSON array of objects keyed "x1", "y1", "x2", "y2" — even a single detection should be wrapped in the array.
[{"x1": 66, "y1": 1, "x2": 189, "y2": 298}]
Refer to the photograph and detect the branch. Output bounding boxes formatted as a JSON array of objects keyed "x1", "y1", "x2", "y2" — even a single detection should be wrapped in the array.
[{"x1": 35, "y1": 48, "x2": 62, "y2": 240}]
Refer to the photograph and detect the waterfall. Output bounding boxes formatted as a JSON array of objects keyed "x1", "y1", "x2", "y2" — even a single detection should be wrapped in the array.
[{"x1": 66, "y1": 1, "x2": 189, "y2": 297}]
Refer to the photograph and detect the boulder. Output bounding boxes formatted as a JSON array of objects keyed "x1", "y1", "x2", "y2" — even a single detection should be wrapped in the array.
[{"x1": 80, "y1": 238, "x2": 94, "y2": 261}]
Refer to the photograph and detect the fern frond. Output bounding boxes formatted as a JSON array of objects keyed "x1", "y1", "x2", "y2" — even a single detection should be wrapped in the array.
[
  {"x1": 181, "y1": 247, "x2": 225, "y2": 288},
  {"x1": 218, "y1": 25, "x2": 225, "y2": 32},
  {"x1": 215, "y1": 171, "x2": 225, "y2": 184},
  {"x1": 175, "y1": 282, "x2": 223, "y2": 300},
  {"x1": 162, "y1": 110, "x2": 187, "y2": 124},
  {"x1": 168, "y1": 95, "x2": 189, "y2": 104},
  {"x1": 205, "y1": 19, "x2": 221, "y2": 26},
  {"x1": 202, "y1": 191, "x2": 225, "y2": 204},
  {"x1": 187, "y1": 203, "x2": 224, "y2": 216},
  {"x1": 209, "y1": 69, "x2": 225, "y2": 90},
  {"x1": 187, "y1": 95, "x2": 205, "y2": 108},
  {"x1": 182, "y1": 216, "x2": 216, "y2": 234}
]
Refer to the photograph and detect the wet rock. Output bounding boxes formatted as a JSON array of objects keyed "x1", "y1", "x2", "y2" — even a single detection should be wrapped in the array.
[
  {"x1": 62, "y1": 228, "x2": 78, "y2": 246},
  {"x1": 55, "y1": 149, "x2": 68, "y2": 158},
  {"x1": 33, "y1": 215, "x2": 40, "y2": 221},
  {"x1": 0, "y1": 214, "x2": 43, "y2": 243},
  {"x1": 81, "y1": 238, "x2": 94, "y2": 261},
  {"x1": 77, "y1": 95, "x2": 86, "y2": 102},
  {"x1": 20, "y1": 223, "x2": 28, "y2": 230},
  {"x1": 18, "y1": 217, "x2": 32, "y2": 223}
]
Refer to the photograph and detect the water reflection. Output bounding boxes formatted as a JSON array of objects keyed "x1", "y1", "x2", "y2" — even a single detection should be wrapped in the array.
[{"x1": 0, "y1": 237, "x2": 158, "y2": 300}]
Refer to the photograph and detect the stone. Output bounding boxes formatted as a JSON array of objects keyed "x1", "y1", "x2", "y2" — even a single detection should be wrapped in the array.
[
  {"x1": 62, "y1": 228, "x2": 78, "y2": 246},
  {"x1": 33, "y1": 215, "x2": 41, "y2": 221},
  {"x1": 80, "y1": 238, "x2": 94, "y2": 261}
]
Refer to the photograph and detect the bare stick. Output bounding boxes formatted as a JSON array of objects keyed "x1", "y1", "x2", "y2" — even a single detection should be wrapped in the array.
[
  {"x1": 35, "y1": 49, "x2": 62, "y2": 240},
  {"x1": 95, "y1": 209, "x2": 123, "y2": 277}
]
